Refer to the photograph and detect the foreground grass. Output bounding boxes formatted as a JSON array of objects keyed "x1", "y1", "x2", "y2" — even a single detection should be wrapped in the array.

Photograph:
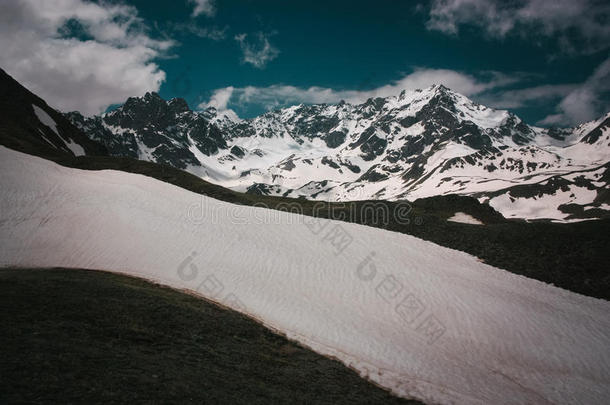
[{"x1": 0, "y1": 268, "x2": 418, "y2": 404}]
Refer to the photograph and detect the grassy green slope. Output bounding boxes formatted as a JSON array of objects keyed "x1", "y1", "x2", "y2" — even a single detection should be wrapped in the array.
[{"x1": 0, "y1": 268, "x2": 418, "y2": 404}]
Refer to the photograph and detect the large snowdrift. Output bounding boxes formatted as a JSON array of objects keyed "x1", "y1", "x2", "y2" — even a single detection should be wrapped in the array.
[{"x1": 1, "y1": 146, "x2": 609, "y2": 404}]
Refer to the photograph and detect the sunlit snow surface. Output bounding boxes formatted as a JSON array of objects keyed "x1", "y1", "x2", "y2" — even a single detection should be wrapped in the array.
[{"x1": 1, "y1": 146, "x2": 609, "y2": 404}]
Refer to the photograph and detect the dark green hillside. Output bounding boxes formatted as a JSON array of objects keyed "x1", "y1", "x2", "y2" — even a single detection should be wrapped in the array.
[
  {"x1": 0, "y1": 268, "x2": 418, "y2": 404},
  {"x1": 0, "y1": 68, "x2": 107, "y2": 159}
]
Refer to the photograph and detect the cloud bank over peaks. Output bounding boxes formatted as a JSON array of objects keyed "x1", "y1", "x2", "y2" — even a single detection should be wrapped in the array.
[
  {"x1": 538, "y1": 57, "x2": 610, "y2": 126},
  {"x1": 198, "y1": 86, "x2": 240, "y2": 122},
  {"x1": 201, "y1": 63, "x2": 610, "y2": 127},
  {"x1": 200, "y1": 68, "x2": 519, "y2": 117}
]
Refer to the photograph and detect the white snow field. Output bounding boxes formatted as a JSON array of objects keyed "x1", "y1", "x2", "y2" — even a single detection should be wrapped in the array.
[{"x1": 1, "y1": 146, "x2": 609, "y2": 404}]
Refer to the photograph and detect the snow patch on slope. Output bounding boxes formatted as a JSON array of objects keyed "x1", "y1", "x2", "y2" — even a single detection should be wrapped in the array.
[
  {"x1": 489, "y1": 185, "x2": 599, "y2": 221},
  {"x1": 447, "y1": 212, "x2": 483, "y2": 225},
  {"x1": 32, "y1": 104, "x2": 59, "y2": 135},
  {"x1": 63, "y1": 139, "x2": 85, "y2": 156}
]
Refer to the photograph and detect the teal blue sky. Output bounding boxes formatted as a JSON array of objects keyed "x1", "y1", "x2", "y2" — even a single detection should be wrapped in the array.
[{"x1": 1, "y1": 0, "x2": 608, "y2": 125}]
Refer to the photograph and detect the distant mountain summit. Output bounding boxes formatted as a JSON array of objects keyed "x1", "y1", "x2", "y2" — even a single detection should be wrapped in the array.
[
  {"x1": 67, "y1": 84, "x2": 610, "y2": 221},
  {"x1": 67, "y1": 92, "x2": 226, "y2": 169}
]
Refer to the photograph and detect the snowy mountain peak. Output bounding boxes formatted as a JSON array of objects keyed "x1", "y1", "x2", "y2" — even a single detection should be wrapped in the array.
[{"x1": 66, "y1": 86, "x2": 610, "y2": 222}]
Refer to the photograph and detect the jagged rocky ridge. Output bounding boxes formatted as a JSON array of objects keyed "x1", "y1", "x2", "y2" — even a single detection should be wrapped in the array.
[{"x1": 66, "y1": 85, "x2": 610, "y2": 222}]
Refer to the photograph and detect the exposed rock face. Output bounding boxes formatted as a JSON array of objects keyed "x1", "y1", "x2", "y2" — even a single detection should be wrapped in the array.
[{"x1": 0, "y1": 67, "x2": 107, "y2": 159}]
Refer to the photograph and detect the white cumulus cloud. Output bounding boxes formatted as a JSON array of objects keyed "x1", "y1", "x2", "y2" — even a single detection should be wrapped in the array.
[
  {"x1": 425, "y1": 0, "x2": 610, "y2": 54},
  {"x1": 539, "y1": 58, "x2": 610, "y2": 126},
  {"x1": 0, "y1": 0, "x2": 174, "y2": 116},
  {"x1": 234, "y1": 32, "x2": 280, "y2": 69},
  {"x1": 167, "y1": 21, "x2": 226, "y2": 41},
  {"x1": 189, "y1": 0, "x2": 215, "y2": 17},
  {"x1": 478, "y1": 84, "x2": 577, "y2": 110},
  {"x1": 198, "y1": 86, "x2": 240, "y2": 121},
  {"x1": 205, "y1": 86, "x2": 235, "y2": 110}
]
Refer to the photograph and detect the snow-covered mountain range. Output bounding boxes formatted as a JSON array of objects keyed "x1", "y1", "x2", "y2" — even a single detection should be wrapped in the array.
[{"x1": 67, "y1": 85, "x2": 610, "y2": 222}]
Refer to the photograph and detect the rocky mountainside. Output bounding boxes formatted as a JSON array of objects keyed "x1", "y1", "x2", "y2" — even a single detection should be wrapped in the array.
[
  {"x1": 0, "y1": 68, "x2": 106, "y2": 159},
  {"x1": 67, "y1": 85, "x2": 610, "y2": 221}
]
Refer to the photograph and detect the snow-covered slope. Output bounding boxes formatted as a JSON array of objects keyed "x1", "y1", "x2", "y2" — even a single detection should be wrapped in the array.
[
  {"x1": 68, "y1": 86, "x2": 610, "y2": 222},
  {"x1": 1, "y1": 146, "x2": 609, "y2": 404}
]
